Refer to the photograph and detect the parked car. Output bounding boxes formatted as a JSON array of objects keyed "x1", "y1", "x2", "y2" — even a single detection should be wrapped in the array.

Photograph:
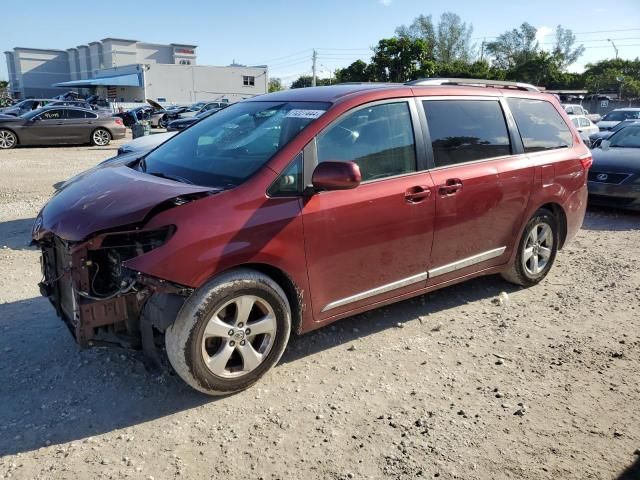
[
  {"x1": 589, "y1": 119, "x2": 640, "y2": 145},
  {"x1": 587, "y1": 125, "x2": 640, "y2": 211},
  {"x1": 32, "y1": 80, "x2": 590, "y2": 395},
  {"x1": 117, "y1": 131, "x2": 177, "y2": 156},
  {"x1": 179, "y1": 101, "x2": 229, "y2": 119},
  {"x1": 0, "y1": 106, "x2": 125, "y2": 149},
  {"x1": 569, "y1": 115, "x2": 598, "y2": 146},
  {"x1": 0, "y1": 98, "x2": 53, "y2": 116},
  {"x1": 562, "y1": 104, "x2": 600, "y2": 123},
  {"x1": 596, "y1": 108, "x2": 640, "y2": 131},
  {"x1": 167, "y1": 108, "x2": 220, "y2": 131}
]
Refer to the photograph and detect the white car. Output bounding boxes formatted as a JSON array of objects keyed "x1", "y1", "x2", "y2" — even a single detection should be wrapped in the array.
[
  {"x1": 562, "y1": 104, "x2": 600, "y2": 123},
  {"x1": 570, "y1": 115, "x2": 598, "y2": 146}
]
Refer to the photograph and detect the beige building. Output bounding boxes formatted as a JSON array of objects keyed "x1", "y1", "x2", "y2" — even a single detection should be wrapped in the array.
[{"x1": 5, "y1": 38, "x2": 268, "y2": 102}]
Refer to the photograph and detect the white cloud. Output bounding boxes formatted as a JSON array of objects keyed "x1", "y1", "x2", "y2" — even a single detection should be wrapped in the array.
[
  {"x1": 379, "y1": 0, "x2": 393, "y2": 6},
  {"x1": 535, "y1": 26, "x2": 553, "y2": 44}
]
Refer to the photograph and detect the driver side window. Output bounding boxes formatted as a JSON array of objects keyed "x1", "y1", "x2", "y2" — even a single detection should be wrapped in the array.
[{"x1": 316, "y1": 102, "x2": 417, "y2": 182}]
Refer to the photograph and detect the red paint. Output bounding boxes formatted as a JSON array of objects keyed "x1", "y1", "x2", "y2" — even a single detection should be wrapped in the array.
[{"x1": 36, "y1": 84, "x2": 590, "y2": 335}]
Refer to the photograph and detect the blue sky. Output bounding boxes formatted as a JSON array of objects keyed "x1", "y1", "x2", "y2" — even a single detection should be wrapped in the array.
[{"x1": 3, "y1": 0, "x2": 640, "y2": 84}]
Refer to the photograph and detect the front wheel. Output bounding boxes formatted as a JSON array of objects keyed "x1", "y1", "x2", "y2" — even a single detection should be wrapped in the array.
[
  {"x1": 502, "y1": 209, "x2": 559, "y2": 287},
  {"x1": 158, "y1": 116, "x2": 168, "y2": 128},
  {"x1": 165, "y1": 269, "x2": 291, "y2": 396},
  {"x1": 0, "y1": 129, "x2": 17, "y2": 149},
  {"x1": 91, "y1": 128, "x2": 111, "y2": 146}
]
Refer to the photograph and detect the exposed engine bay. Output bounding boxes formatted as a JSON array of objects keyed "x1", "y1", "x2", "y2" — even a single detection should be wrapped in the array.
[{"x1": 37, "y1": 225, "x2": 190, "y2": 351}]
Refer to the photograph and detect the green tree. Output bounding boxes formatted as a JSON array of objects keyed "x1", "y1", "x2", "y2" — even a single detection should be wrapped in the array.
[
  {"x1": 335, "y1": 60, "x2": 372, "y2": 83},
  {"x1": 551, "y1": 26, "x2": 585, "y2": 71},
  {"x1": 396, "y1": 12, "x2": 474, "y2": 64},
  {"x1": 290, "y1": 75, "x2": 332, "y2": 89},
  {"x1": 268, "y1": 78, "x2": 283, "y2": 93},
  {"x1": 370, "y1": 37, "x2": 431, "y2": 82},
  {"x1": 583, "y1": 58, "x2": 640, "y2": 99},
  {"x1": 485, "y1": 23, "x2": 539, "y2": 69}
]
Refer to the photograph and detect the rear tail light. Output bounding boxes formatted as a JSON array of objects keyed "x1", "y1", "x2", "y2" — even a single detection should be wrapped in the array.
[
  {"x1": 579, "y1": 155, "x2": 593, "y2": 170},
  {"x1": 114, "y1": 118, "x2": 123, "y2": 126}
]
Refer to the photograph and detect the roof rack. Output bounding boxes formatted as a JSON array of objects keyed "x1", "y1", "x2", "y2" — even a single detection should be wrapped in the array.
[{"x1": 406, "y1": 78, "x2": 540, "y2": 92}]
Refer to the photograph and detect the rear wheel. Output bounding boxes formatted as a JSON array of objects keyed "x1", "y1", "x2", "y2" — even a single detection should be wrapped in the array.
[
  {"x1": 91, "y1": 128, "x2": 111, "y2": 146},
  {"x1": 0, "y1": 129, "x2": 17, "y2": 149},
  {"x1": 502, "y1": 209, "x2": 558, "y2": 287},
  {"x1": 165, "y1": 269, "x2": 291, "y2": 396}
]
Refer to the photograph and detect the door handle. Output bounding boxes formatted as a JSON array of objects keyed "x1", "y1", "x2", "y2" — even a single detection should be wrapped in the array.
[
  {"x1": 439, "y1": 178, "x2": 463, "y2": 195},
  {"x1": 404, "y1": 185, "x2": 431, "y2": 203}
]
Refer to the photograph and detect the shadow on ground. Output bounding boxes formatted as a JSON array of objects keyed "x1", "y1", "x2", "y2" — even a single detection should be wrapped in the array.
[
  {"x1": 616, "y1": 455, "x2": 640, "y2": 480},
  {"x1": 582, "y1": 206, "x2": 640, "y2": 232},
  {"x1": 0, "y1": 217, "x2": 37, "y2": 250},
  {"x1": 0, "y1": 274, "x2": 518, "y2": 457}
]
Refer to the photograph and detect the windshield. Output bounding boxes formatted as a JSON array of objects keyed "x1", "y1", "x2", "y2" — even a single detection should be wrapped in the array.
[
  {"x1": 602, "y1": 110, "x2": 640, "y2": 122},
  {"x1": 142, "y1": 101, "x2": 330, "y2": 188},
  {"x1": 608, "y1": 126, "x2": 640, "y2": 148}
]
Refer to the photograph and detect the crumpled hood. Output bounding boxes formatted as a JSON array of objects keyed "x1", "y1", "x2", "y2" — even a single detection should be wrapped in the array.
[{"x1": 34, "y1": 165, "x2": 215, "y2": 242}]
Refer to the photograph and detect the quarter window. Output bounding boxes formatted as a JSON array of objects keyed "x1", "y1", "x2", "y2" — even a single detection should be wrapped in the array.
[
  {"x1": 507, "y1": 98, "x2": 572, "y2": 153},
  {"x1": 423, "y1": 100, "x2": 511, "y2": 167},
  {"x1": 317, "y1": 102, "x2": 417, "y2": 182},
  {"x1": 243, "y1": 76, "x2": 255, "y2": 86}
]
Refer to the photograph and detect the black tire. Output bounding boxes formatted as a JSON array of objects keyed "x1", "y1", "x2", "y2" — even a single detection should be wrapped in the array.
[
  {"x1": 0, "y1": 129, "x2": 18, "y2": 149},
  {"x1": 165, "y1": 269, "x2": 291, "y2": 396},
  {"x1": 501, "y1": 208, "x2": 559, "y2": 287},
  {"x1": 91, "y1": 128, "x2": 111, "y2": 146},
  {"x1": 158, "y1": 116, "x2": 168, "y2": 128}
]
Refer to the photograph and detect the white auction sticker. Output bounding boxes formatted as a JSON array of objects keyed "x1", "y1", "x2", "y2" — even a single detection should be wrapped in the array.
[{"x1": 285, "y1": 109, "x2": 326, "y2": 119}]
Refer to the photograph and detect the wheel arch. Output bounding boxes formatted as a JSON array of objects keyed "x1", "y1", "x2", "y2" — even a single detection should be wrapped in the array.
[
  {"x1": 538, "y1": 202, "x2": 568, "y2": 249},
  {"x1": 217, "y1": 262, "x2": 304, "y2": 335}
]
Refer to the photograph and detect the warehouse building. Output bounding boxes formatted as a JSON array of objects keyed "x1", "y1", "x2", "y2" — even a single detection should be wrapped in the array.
[{"x1": 5, "y1": 39, "x2": 268, "y2": 103}]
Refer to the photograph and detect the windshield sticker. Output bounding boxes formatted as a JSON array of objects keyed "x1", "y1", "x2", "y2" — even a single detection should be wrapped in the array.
[{"x1": 285, "y1": 109, "x2": 326, "y2": 120}]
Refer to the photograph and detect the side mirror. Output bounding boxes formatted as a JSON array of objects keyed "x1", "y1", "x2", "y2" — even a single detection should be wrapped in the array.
[
  {"x1": 311, "y1": 161, "x2": 361, "y2": 191},
  {"x1": 600, "y1": 140, "x2": 610, "y2": 150}
]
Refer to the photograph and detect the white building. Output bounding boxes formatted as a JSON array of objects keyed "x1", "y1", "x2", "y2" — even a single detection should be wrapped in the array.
[{"x1": 5, "y1": 38, "x2": 268, "y2": 102}]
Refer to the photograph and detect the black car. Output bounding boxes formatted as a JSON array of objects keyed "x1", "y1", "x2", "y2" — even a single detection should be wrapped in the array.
[
  {"x1": 589, "y1": 119, "x2": 640, "y2": 145},
  {"x1": 166, "y1": 108, "x2": 220, "y2": 131},
  {"x1": 588, "y1": 125, "x2": 640, "y2": 211}
]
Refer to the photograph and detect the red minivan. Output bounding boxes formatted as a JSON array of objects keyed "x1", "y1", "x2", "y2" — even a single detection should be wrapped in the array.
[{"x1": 33, "y1": 79, "x2": 591, "y2": 395}]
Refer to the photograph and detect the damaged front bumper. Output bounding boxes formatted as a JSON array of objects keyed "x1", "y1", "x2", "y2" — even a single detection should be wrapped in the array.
[{"x1": 37, "y1": 229, "x2": 191, "y2": 349}]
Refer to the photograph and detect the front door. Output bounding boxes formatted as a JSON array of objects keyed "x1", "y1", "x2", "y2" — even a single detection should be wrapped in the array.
[
  {"x1": 22, "y1": 109, "x2": 69, "y2": 145},
  {"x1": 302, "y1": 100, "x2": 436, "y2": 321},
  {"x1": 420, "y1": 98, "x2": 534, "y2": 284}
]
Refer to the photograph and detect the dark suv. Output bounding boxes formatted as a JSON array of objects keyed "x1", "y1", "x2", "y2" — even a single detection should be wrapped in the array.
[{"x1": 32, "y1": 79, "x2": 591, "y2": 395}]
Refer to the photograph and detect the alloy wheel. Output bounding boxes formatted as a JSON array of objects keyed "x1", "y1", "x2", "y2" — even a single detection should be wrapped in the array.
[
  {"x1": 201, "y1": 295, "x2": 277, "y2": 378},
  {"x1": 0, "y1": 130, "x2": 16, "y2": 149},
  {"x1": 522, "y1": 222, "x2": 553, "y2": 275},
  {"x1": 92, "y1": 129, "x2": 110, "y2": 146}
]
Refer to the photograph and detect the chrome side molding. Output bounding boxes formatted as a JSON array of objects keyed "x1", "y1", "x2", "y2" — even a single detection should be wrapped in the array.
[
  {"x1": 321, "y1": 272, "x2": 428, "y2": 312},
  {"x1": 428, "y1": 247, "x2": 506, "y2": 278},
  {"x1": 321, "y1": 247, "x2": 506, "y2": 313}
]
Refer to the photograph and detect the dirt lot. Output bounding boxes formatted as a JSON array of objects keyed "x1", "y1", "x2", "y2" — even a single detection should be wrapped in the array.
[{"x1": 0, "y1": 140, "x2": 639, "y2": 480}]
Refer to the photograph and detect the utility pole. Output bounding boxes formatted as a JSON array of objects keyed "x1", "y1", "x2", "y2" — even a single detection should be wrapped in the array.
[
  {"x1": 607, "y1": 39, "x2": 619, "y2": 60},
  {"x1": 312, "y1": 49, "x2": 317, "y2": 87},
  {"x1": 480, "y1": 38, "x2": 485, "y2": 62}
]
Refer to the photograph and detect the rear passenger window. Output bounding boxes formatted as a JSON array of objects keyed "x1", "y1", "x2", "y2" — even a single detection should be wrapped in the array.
[
  {"x1": 317, "y1": 102, "x2": 417, "y2": 182},
  {"x1": 423, "y1": 100, "x2": 511, "y2": 167},
  {"x1": 507, "y1": 98, "x2": 572, "y2": 153}
]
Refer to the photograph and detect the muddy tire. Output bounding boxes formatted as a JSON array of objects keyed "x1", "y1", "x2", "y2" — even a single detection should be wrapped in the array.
[
  {"x1": 165, "y1": 269, "x2": 291, "y2": 396},
  {"x1": 502, "y1": 208, "x2": 559, "y2": 287}
]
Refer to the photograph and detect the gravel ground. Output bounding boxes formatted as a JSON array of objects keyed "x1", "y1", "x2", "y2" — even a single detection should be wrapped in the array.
[{"x1": 0, "y1": 141, "x2": 639, "y2": 480}]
